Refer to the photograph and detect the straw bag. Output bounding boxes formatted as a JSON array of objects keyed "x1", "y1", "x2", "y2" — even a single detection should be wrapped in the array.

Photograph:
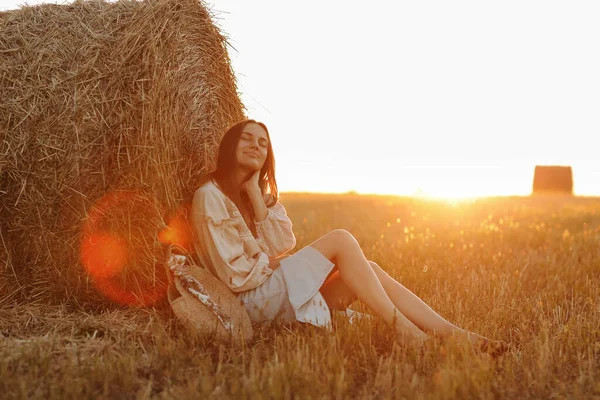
[{"x1": 164, "y1": 244, "x2": 253, "y2": 343}]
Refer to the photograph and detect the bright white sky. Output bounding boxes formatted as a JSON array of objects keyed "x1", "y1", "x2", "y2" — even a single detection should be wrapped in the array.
[{"x1": 2, "y1": 0, "x2": 599, "y2": 197}]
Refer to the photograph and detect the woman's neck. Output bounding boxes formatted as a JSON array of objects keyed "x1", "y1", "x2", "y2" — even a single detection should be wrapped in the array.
[
  {"x1": 233, "y1": 167, "x2": 250, "y2": 190},
  {"x1": 213, "y1": 169, "x2": 246, "y2": 197}
]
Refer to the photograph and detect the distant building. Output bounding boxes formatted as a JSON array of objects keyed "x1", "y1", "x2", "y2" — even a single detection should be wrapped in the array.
[{"x1": 532, "y1": 166, "x2": 573, "y2": 195}]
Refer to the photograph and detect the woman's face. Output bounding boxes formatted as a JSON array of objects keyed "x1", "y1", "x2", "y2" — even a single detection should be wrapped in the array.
[{"x1": 235, "y1": 123, "x2": 269, "y2": 172}]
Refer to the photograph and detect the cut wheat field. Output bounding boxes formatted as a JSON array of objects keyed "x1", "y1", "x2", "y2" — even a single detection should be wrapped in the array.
[{"x1": 1, "y1": 193, "x2": 599, "y2": 399}]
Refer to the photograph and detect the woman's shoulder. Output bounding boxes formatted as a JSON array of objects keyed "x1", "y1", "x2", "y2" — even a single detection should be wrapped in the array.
[
  {"x1": 191, "y1": 181, "x2": 231, "y2": 222},
  {"x1": 193, "y1": 180, "x2": 226, "y2": 207},
  {"x1": 194, "y1": 179, "x2": 221, "y2": 196}
]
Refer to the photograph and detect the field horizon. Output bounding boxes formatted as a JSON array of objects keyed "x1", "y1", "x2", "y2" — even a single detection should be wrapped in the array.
[{"x1": 280, "y1": 190, "x2": 599, "y2": 200}]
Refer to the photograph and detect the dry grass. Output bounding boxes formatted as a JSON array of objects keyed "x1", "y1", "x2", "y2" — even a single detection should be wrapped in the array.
[
  {"x1": 1, "y1": 193, "x2": 599, "y2": 399},
  {"x1": 0, "y1": 0, "x2": 244, "y2": 305}
]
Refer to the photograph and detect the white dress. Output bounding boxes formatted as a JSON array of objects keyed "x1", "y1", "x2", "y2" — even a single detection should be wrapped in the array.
[
  {"x1": 236, "y1": 245, "x2": 337, "y2": 330},
  {"x1": 191, "y1": 180, "x2": 337, "y2": 330}
]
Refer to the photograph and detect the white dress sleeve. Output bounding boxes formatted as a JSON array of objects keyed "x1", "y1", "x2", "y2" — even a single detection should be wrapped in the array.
[
  {"x1": 190, "y1": 189, "x2": 272, "y2": 293},
  {"x1": 254, "y1": 200, "x2": 297, "y2": 258}
]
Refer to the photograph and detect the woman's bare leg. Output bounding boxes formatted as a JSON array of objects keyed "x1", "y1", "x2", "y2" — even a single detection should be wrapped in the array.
[
  {"x1": 367, "y1": 261, "x2": 509, "y2": 352},
  {"x1": 320, "y1": 260, "x2": 464, "y2": 336},
  {"x1": 367, "y1": 261, "x2": 466, "y2": 336},
  {"x1": 316, "y1": 235, "x2": 506, "y2": 351},
  {"x1": 319, "y1": 270, "x2": 357, "y2": 311},
  {"x1": 309, "y1": 230, "x2": 427, "y2": 341}
]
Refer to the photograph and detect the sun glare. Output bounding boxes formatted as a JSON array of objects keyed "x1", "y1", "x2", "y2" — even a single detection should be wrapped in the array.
[
  {"x1": 415, "y1": 191, "x2": 483, "y2": 202},
  {"x1": 277, "y1": 161, "x2": 539, "y2": 199}
]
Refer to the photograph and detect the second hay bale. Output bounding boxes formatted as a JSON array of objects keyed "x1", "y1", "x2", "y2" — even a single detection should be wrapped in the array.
[{"x1": 532, "y1": 166, "x2": 574, "y2": 195}]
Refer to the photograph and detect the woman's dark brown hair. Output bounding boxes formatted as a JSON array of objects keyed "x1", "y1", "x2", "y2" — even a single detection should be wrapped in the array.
[{"x1": 208, "y1": 119, "x2": 278, "y2": 237}]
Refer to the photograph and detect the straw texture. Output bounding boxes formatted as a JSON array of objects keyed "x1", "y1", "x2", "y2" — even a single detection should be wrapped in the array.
[{"x1": 0, "y1": 0, "x2": 245, "y2": 306}]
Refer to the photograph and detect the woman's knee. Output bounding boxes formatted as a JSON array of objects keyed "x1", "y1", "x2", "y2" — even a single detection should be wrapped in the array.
[
  {"x1": 310, "y1": 229, "x2": 359, "y2": 262},
  {"x1": 368, "y1": 260, "x2": 394, "y2": 286},
  {"x1": 329, "y1": 229, "x2": 358, "y2": 248},
  {"x1": 368, "y1": 261, "x2": 387, "y2": 276}
]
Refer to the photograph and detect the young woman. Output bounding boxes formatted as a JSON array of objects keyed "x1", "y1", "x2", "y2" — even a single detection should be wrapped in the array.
[{"x1": 190, "y1": 119, "x2": 507, "y2": 353}]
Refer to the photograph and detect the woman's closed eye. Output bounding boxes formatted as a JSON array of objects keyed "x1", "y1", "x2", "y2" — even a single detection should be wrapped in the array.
[{"x1": 241, "y1": 134, "x2": 268, "y2": 148}]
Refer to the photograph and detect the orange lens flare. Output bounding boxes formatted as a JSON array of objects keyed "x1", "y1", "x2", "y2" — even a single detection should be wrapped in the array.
[
  {"x1": 80, "y1": 233, "x2": 128, "y2": 280},
  {"x1": 158, "y1": 207, "x2": 193, "y2": 250},
  {"x1": 80, "y1": 191, "x2": 168, "y2": 307}
]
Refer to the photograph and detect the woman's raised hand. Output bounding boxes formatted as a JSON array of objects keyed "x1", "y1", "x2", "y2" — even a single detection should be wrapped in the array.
[{"x1": 242, "y1": 170, "x2": 261, "y2": 195}]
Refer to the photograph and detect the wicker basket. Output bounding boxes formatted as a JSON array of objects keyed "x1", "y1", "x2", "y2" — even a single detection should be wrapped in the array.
[{"x1": 164, "y1": 244, "x2": 253, "y2": 343}]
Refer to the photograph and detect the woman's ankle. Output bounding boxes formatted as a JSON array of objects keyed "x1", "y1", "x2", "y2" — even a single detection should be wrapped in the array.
[{"x1": 393, "y1": 315, "x2": 427, "y2": 339}]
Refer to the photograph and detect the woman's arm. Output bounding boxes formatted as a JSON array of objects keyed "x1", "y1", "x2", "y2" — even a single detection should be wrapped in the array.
[
  {"x1": 242, "y1": 171, "x2": 296, "y2": 257},
  {"x1": 191, "y1": 188, "x2": 273, "y2": 292},
  {"x1": 243, "y1": 170, "x2": 268, "y2": 221},
  {"x1": 246, "y1": 185, "x2": 268, "y2": 222}
]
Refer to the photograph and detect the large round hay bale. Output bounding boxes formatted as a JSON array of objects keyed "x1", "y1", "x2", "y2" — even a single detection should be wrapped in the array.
[
  {"x1": 532, "y1": 165, "x2": 574, "y2": 195},
  {"x1": 0, "y1": 0, "x2": 244, "y2": 306}
]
